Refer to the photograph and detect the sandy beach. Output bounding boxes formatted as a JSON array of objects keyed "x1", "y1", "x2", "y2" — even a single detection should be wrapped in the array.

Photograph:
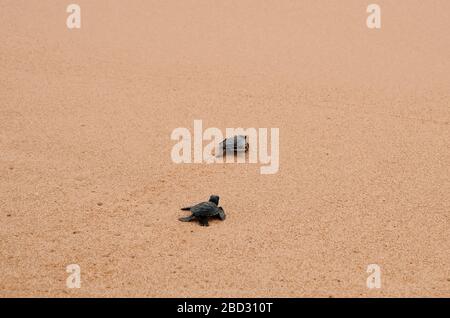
[{"x1": 1, "y1": 0, "x2": 449, "y2": 297}]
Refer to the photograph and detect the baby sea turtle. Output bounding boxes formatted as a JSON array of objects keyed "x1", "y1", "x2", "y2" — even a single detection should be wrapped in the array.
[
  {"x1": 217, "y1": 135, "x2": 249, "y2": 156},
  {"x1": 179, "y1": 195, "x2": 226, "y2": 226}
]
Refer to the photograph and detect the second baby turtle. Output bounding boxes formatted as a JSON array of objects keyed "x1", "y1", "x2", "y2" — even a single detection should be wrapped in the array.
[
  {"x1": 179, "y1": 195, "x2": 226, "y2": 226},
  {"x1": 217, "y1": 135, "x2": 249, "y2": 156}
]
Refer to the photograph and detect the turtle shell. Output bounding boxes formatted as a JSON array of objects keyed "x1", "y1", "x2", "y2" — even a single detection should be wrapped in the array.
[{"x1": 190, "y1": 201, "x2": 221, "y2": 217}]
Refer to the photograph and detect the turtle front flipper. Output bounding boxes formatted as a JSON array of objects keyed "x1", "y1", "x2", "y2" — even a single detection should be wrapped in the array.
[
  {"x1": 180, "y1": 207, "x2": 191, "y2": 211},
  {"x1": 198, "y1": 217, "x2": 209, "y2": 226},
  {"x1": 217, "y1": 207, "x2": 226, "y2": 221},
  {"x1": 179, "y1": 215, "x2": 195, "y2": 222}
]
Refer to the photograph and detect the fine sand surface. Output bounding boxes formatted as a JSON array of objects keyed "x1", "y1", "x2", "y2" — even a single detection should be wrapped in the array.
[{"x1": 1, "y1": 0, "x2": 449, "y2": 297}]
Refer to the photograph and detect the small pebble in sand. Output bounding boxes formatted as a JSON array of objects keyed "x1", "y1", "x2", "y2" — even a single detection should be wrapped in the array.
[
  {"x1": 6, "y1": 214, "x2": 12, "y2": 217},
  {"x1": 97, "y1": 202, "x2": 103, "y2": 206}
]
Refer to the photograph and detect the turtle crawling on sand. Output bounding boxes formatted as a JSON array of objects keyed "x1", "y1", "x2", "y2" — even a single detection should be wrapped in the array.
[
  {"x1": 179, "y1": 195, "x2": 226, "y2": 226},
  {"x1": 216, "y1": 135, "x2": 249, "y2": 156}
]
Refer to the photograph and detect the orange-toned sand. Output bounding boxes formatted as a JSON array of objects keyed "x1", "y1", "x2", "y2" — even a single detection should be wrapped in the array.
[{"x1": 1, "y1": 0, "x2": 449, "y2": 297}]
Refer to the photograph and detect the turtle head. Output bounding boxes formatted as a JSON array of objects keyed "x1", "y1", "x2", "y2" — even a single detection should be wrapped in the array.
[{"x1": 209, "y1": 195, "x2": 220, "y2": 205}]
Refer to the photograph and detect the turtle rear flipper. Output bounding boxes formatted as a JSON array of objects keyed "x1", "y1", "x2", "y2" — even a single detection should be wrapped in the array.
[
  {"x1": 179, "y1": 215, "x2": 195, "y2": 222},
  {"x1": 180, "y1": 207, "x2": 191, "y2": 211}
]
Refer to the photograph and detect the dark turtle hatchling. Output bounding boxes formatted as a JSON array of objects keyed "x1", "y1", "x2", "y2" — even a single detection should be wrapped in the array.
[
  {"x1": 179, "y1": 195, "x2": 226, "y2": 226},
  {"x1": 217, "y1": 135, "x2": 249, "y2": 156}
]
